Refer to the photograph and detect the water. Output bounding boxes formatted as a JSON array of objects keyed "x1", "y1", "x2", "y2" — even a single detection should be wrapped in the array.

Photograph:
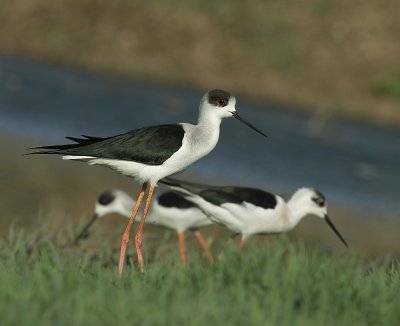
[{"x1": 1, "y1": 56, "x2": 399, "y2": 215}]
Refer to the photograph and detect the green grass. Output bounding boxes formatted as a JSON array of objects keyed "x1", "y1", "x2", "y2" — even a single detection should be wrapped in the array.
[{"x1": 0, "y1": 225, "x2": 399, "y2": 325}]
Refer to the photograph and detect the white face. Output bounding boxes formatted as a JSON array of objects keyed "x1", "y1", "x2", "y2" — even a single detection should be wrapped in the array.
[
  {"x1": 94, "y1": 190, "x2": 132, "y2": 218},
  {"x1": 200, "y1": 89, "x2": 236, "y2": 119},
  {"x1": 294, "y1": 188, "x2": 348, "y2": 247},
  {"x1": 293, "y1": 188, "x2": 327, "y2": 219},
  {"x1": 308, "y1": 189, "x2": 327, "y2": 218},
  {"x1": 200, "y1": 89, "x2": 268, "y2": 137},
  {"x1": 95, "y1": 200, "x2": 117, "y2": 217}
]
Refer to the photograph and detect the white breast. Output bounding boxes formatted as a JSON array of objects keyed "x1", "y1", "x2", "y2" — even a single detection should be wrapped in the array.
[{"x1": 64, "y1": 123, "x2": 221, "y2": 185}]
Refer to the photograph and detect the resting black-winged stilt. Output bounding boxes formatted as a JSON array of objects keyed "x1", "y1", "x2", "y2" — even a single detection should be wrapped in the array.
[
  {"x1": 161, "y1": 178, "x2": 348, "y2": 248},
  {"x1": 74, "y1": 189, "x2": 214, "y2": 265},
  {"x1": 29, "y1": 89, "x2": 267, "y2": 274}
]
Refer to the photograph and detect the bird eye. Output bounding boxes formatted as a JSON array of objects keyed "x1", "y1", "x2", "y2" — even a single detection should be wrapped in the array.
[
  {"x1": 218, "y1": 99, "x2": 227, "y2": 107},
  {"x1": 312, "y1": 197, "x2": 325, "y2": 207}
]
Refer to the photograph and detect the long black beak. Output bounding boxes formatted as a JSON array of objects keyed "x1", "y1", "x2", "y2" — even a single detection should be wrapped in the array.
[
  {"x1": 230, "y1": 111, "x2": 267, "y2": 138},
  {"x1": 74, "y1": 213, "x2": 99, "y2": 245},
  {"x1": 324, "y1": 215, "x2": 348, "y2": 248}
]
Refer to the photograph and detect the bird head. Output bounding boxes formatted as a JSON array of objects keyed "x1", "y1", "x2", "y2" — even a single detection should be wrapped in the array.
[
  {"x1": 290, "y1": 188, "x2": 348, "y2": 248},
  {"x1": 200, "y1": 89, "x2": 267, "y2": 137}
]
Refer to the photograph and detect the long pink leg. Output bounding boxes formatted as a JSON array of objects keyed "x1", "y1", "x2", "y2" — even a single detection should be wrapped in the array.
[
  {"x1": 193, "y1": 230, "x2": 214, "y2": 263},
  {"x1": 239, "y1": 235, "x2": 246, "y2": 250},
  {"x1": 177, "y1": 232, "x2": 187, "y2": 267},
  {"x1": 118, "y1": 183, "x2": 147, "y2": 276},
  {"x1": 134, "y1": 184, "x2": 155, "y2": 273}
]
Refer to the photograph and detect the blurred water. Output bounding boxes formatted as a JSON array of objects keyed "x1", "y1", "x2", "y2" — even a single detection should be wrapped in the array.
[{"x1": 1, "y1": 56, "x2": 399, "y2": 215}]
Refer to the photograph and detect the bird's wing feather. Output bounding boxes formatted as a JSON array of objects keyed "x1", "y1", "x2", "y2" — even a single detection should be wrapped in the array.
[
  {"x1": 161, "y1": 178, "x2": 278, "y2": 209},
  {"x1": 29, "y1": 124, "x2": 185, "y2": 166},
  {"x1": 157, "y1": 192, "x2": 197, "y2": 209},
  {"x1": 220, "y1": 187, "x2": 278, "y2": 209}
]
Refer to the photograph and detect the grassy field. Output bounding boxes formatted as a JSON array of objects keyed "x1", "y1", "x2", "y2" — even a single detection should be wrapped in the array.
[
  {"x1": 0, "y1": 222, "x2": 399, "y2": 325},
  {"x1": 0, "y1": 0, "x2": 400, "y2": 126}
]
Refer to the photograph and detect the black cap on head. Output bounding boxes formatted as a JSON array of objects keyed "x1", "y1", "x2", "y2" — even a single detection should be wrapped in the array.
[
  {"x1": 98, "y1": 190, "x2": 115, "y2": 206},
  {"x1": 207, "y1": 89, "x2": 231, "y2": 107},
  {"x1": 312, "y1": 190, "x2": 326, "y2": 207}
]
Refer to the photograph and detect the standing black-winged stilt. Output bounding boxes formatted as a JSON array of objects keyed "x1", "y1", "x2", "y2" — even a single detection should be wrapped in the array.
[
  {"x1": 74, "y1": 189, "x2": 214, "y2": 265},
  {"x1": 161, "y1": 178, "x2": 348, "y2": 248},
  {"x1": 29, "y1": 89, "x2": 267, "y2": 274}
]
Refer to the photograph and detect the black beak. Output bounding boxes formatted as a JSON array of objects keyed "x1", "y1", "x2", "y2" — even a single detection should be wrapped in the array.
[
  {"x1": 74, "y1": 213, "x2": 99, "y2": 245},
  {"x1": 230, "y1": 111, "x2": 267, "y2": 138},
  {"x1": 324, "y1": 215, "x2": 348, "y2": 248}
]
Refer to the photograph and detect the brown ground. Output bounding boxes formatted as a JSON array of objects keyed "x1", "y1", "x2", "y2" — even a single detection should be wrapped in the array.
[{"x1": 0, "y1": 1, "x2": 399, "y2": 126}]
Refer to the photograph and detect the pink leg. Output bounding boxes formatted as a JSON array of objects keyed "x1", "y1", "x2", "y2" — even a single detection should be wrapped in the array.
[
  {"x1": 239, "y1": 235, "x2": 246, "y2": 250},
  {"x1": 177, "y1": 232, "x2": 187, "y2": 267},
  {"x1": 118, "y1": 183, "x2": 147, "y2": 276},
  {"x1": 193, "y1": 230, "x2": 214, "y2": 263},
  {"x1": 134, "y1": 184, "x2": 155, "y2": 273}
]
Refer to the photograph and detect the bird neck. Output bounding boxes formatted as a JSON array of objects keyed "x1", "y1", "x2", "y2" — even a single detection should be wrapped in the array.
[
  {"x1": 120, "y1": 194, "x2": 158, "y2": 222},
  {"x1": 118, "y1": 194, "x2": 138, "y2": 218},
  {"x1": 197, "y1": 106, "x2": 223, "y2": 126},
  {"x1": 286, "y1": 197, "x2": 308, "y2": 229},
  {"x1": 194, "y1": 110, "x2": 222, "y2": 147}
]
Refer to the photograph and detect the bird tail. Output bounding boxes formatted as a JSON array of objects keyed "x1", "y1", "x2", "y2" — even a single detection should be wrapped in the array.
[
  {"x1": 159, "y1": 177, "x2": 181, "y2": 188},
  {"x1": 160, "y1": 177, "x2": 212, "y2": 195},
  {"x1": 159, "y1": 178, "x2": 200, "y2": 202},
  {"x1": 26, "y1": 135, "x2": 107, "y2": 155}
]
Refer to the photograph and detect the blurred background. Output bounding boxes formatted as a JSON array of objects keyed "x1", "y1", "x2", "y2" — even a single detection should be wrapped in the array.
[{"x1": 0, "y1": 0, "x2": 399, "y2": 257}]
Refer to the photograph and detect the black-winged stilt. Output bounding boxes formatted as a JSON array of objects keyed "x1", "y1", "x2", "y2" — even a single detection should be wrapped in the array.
[
  {"x1": 74, "y1": 189, "x2": 214, "y2": 265},
  {"x1": 29, "y1": 89, "x2": 267, "y2": 274},
  {"x1": 161, "y1": 178, "x2": 348, "y2": 248}
]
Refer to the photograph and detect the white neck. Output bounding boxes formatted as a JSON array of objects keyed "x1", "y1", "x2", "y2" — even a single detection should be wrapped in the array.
[
  {"x1": 189, "y1": 108, "x2": 223, "y2": 155},
  {"x1": 285, "y1": 197, "x2": 309, "y2": 230},
  {"x1": 197, "y1": 107, "x2": 223, "y2": 129},
  {"x1": 100, "y1": 191, "x2": 139, "y2": 219}
]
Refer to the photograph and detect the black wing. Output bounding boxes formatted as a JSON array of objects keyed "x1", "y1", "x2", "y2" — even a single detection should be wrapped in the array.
[
  {"x1": 29, "y1": 124, "x2": 185, "y2": 166},
  {"x1": 161, "y1": 178, "x2": 278, "y2": 209},
  {"x1": 199, "y1": 187, "x2": 277, "y2": 209},
  {"x1": 157, "y1": 192, "x2": 197, "y2": 209}
]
